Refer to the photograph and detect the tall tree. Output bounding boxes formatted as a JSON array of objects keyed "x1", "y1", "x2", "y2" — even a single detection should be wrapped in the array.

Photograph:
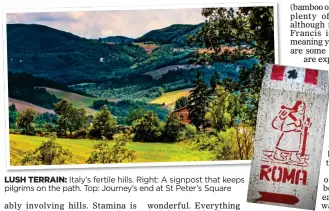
[
  {"x1": 9, "y1": 104, "x2": 19, "y2": 127},
  {"x1": 17, "y1": 108, "x2": 37, "y2": 135},
  {"x1": 188, "y1": 7, "x2": 274, "y2": 127},
  {"x1": 162, "y1": 113, "x2": 184, "y2": 142},
  {"x1": 205, "y1": 86, "x2": 231, "y2": 132},
  {"x1": 90, "y1": 105, "x2": 117, "y2": 140},
  {"x1": 126, "y1": 108, "x2": 146, "y2": 125},
  {"x1": 70, "y1": 108, "x2": 89, "y2": 133},
  {"x1": 54, "y1": 99, "x2": 89, "y2": 135},
  {"x1": 187, "y1": 71, "x2": 211, "y2": 131},
  {"x1": 188, "y1": 7, "x2": 274, "y2": 64},
  {"x1": 210, "y1": 72, "x2": 220, "y2": 92},
  {"x1": 132, "y1": 111, "x2": 162, "y2": 142},
  {"x1": 174, "y1": 96, "x2": 188, "y2": 110}
]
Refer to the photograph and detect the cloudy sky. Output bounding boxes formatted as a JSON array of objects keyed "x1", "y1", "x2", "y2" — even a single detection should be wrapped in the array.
[{"x1": 6, "y1": 8, "x2": 206, "y2": 39}]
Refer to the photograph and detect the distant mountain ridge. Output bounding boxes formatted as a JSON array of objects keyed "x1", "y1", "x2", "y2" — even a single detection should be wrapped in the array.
[
  {"x1": 135, "y1": 23, "x2": 203, "y2": 46},
  {"x1": 7, "y1": 23, "x2": 147, "y2": 84},
  {"x1": 101, "y1": 36, "x2": 134, "y2": 44},
  {"x1": 6, "y1": 23, "x2": 257, "y2": 109}
]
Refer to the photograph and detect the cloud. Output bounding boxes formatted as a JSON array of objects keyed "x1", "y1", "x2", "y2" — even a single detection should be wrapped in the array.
[{"x1": 6, "y1": 8, "x2": 206, "y2": 39}]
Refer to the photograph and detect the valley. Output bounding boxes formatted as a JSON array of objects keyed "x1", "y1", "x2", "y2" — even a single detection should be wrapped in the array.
[{"x1": 6, "y1": 5, "x2": 273, "y2": 166}]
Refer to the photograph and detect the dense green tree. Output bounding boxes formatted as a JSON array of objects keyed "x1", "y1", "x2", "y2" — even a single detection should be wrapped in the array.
[
  {"x1": 54, "y1": 100, "x2": 89, "y2": 135},
  {"x1": 210, "y1": 72, "x2": 220, "y2": 91},
  {"x1": 9, "y1": 104, "x2": 19, "y2": 128},
  {"x1": 90, "y1": 105, "x2": 117, "y2": 139},
  {"x1": 174, "y1": 96, "x2": 188, "y2": 110},
  {"x1": 34, "y1": 112, "x2": 58, "y2": 125},
  {"x1": 54, "y1": 100, "x2": 71, "y2": 115},
  {"x1": 187, "y1": 71, "x2": 211, "y2": 131},
  {"x1": 188, "y1": 7, "x2": 274, "y2": 64},
  {"x1": 17, "y1": 108, "x2": 37, "y2": 135},
  {"x1": 162, "y1": 113, "x2": 184, "y2": 142},
  {"x1": 126, "y1": 108, "x2": 146, "y2": 125},
  {"x1": 70, "y1": 108, "x2": 89, "y2": 132},
  {"x1": 54, "y1": 100, "x2": 71, "y2": 135},
  {"x1": 21, "y1": 133, "x2": 72, "y2": 165},
  {"x1": 86, "y1": 131, "x2": 135, "y2": 164},
  {"x1": 205, "y1": 86, "x2": 231, "y2": 132},
  {"x1": 212, "y1": 128, "x2": 239, "y2": 160},
  {"x1": 188, "y1": 7, "x2": 274, "y2": 127},
  {"x1": 132, "y1": 111, "x2": 163, "y2": 142}
]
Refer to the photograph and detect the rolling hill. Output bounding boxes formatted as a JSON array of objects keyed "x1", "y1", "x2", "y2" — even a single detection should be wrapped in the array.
[
  {"x1": 44, "y1": 87, "x2": 119, "y2": 115},
  {"x1": 101, "y1": 36, "x2": 134, "y2": 44},
  {"x1": 9, "y1": 98, "x2": 55, "y2": 114},
  {"x1": 7, "y1": 23, "x2": 203, "y2": 84},
  {"x1": 135, "y1": 23, "x2": 203, "y2": 46},
  {"x1": 149, "y1": 88, "x2": 192, "y2": 109},
  {"x1": 144, "y1": 64, "x2": 201, "y2": 79},
  {"x1": 7, "y1": 24, "x2": 147, "y2": 84},
  {"x1": 6, "y1": 23, "x2": 258, "y2": 119}
]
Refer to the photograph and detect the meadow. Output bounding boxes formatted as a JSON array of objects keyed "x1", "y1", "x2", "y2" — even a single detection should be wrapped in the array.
[
  {"x1": 44, "y1": 88, "x2": 100, "y2": 115},
  {"x1": 10, "y1": 134, "x2": 212, "y2": 166},
  {"x1": 149, "y1": 88, "x2": 192, "y2": 109}
]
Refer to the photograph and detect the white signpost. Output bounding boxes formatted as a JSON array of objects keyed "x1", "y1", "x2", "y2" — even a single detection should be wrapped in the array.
[{"x1": 247, "y1": 64, "x2": 329, "y2": 210}]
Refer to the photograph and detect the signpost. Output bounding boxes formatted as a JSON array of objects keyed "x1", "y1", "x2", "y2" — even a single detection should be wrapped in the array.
[{"x1": 247, "y1": 64, "x2": 329, "y2": 210}]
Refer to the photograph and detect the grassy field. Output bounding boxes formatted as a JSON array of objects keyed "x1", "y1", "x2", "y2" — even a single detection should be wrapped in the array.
[
  {"x1": 10, "y1": 134, "x2": 212, "y2": 166},
  {"x1": 144, "y1": 65, "x2": 200, "y2": 80},
  {"x1": 149, "y1": 88, "x2": 192, "y2": 109},
  {"x1": 44, "y1": 88, "x2": 101, "y2": 115},
  {"x1": 9, "y1": 98, "x2": 55, "y2": 114},
  {"x1": 133, "y1": 42, "x2": 159, "y2": 54}
]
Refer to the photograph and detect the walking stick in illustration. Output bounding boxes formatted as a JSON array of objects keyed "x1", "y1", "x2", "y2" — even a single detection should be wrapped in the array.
[{"x1": 300, "y1": 117, "x2": 311, "y2": 157}]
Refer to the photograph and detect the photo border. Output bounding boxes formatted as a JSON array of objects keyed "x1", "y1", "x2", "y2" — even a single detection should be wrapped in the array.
[{"x1": 2, "y1": 2, "x2": 279, "y2": 170}]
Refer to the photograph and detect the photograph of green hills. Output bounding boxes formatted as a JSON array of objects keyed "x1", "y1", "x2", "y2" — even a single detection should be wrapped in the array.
[{"x1": 6, "y1": 6, "x2": 275, "y2": 166}]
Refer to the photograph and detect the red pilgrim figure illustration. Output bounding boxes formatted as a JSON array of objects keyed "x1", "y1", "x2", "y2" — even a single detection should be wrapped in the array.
[{"x1": 262, "y1": 101, "x2": 312, "y2": 167}]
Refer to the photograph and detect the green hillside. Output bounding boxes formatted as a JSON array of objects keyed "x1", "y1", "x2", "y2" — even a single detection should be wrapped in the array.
[
  {"x1": 8, "y1": 72, "x2": 94, "y2": 109},
  {"x1": 101, "y1": 36, "x2": 134, "y2": 44},
  {"x1": 135, "y1": 23, "x2": 203, "y2": 46},
  {"x1": 7, "y1": 24, "x2": 147, "y2": 84},
  {"x1": 7, "y1": 23, "x2": 258, "y2": 114},
  {"x1": 44, "y1": 88, "x2": 101, "y2": 115},
  {"x1": 149, "y1": 88, "x2": 192, "y2": 109}
]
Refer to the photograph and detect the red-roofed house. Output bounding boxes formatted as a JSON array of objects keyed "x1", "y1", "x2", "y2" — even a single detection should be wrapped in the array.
[{"x1": 171, "y1": 106, "x2": 190, "y2": 124}]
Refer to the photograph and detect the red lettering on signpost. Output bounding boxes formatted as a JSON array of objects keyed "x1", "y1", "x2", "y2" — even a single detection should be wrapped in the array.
[
  {"x1": 260, "y1": 165, "x2": 307, "y2": 185},
  {"x1": 260, "y1": 165, "x2": 271, "y2": 181},
  {"x1": 295, "y1": 170, "x2": 307, "y2": 185},
  {"x1": 282, "y1": 168, "x2": 296, "y2": 184}
]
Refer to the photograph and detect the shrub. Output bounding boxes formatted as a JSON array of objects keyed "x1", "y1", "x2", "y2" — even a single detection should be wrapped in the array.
[
  {"x1": 89, "y1": 105, "x2": 117, "y2": 139},
  {"x1": 193, "y1": 132, "x2": 218, "y2": 151},
  {"x1": 17, "y1": 108, "x2": 37, "y2": 135},
  {"x1": 86, "y1": 131, "x2": 135, "y2": 164},
  {"x1": 20, "y1": 133, "x2": 72, "y2": 165},
  {"x1": 162, "y1": 114, "x2": 184, "y2": 142},
  {"x1": 212, "y1": 128, "x2": 239, "y2": 160},
  {"x1": 132, "y1": 111, "x2": 163, "y2": 142},
  {"x1": 73, "y1": 129, "x2": 88, "y2": 139},
  {"x1": 177, "y1": 124, "x2": 197, "y2": 141}
]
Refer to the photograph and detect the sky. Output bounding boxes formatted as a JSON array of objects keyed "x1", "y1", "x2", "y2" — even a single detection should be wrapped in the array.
[{"x1": 6, "y1": 8, "x2": 206, "y2": 39}]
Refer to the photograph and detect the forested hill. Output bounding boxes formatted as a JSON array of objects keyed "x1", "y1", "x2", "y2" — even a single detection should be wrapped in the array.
[
  {"x1": 6, "y1": 23, "x2": 203, "y2": 84},
  {"x1": 6, "y1": 24, "x2": 147, "y2": 84},
  {"x1": 7, "y1": 24, "x2": 88, "y2": 53},
  {"x1": 101, "y1": 36, "x2": 134, "y2": 44},
  {"x1": 135, "y1": 23, "x2": 203, "y2": 46}
]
